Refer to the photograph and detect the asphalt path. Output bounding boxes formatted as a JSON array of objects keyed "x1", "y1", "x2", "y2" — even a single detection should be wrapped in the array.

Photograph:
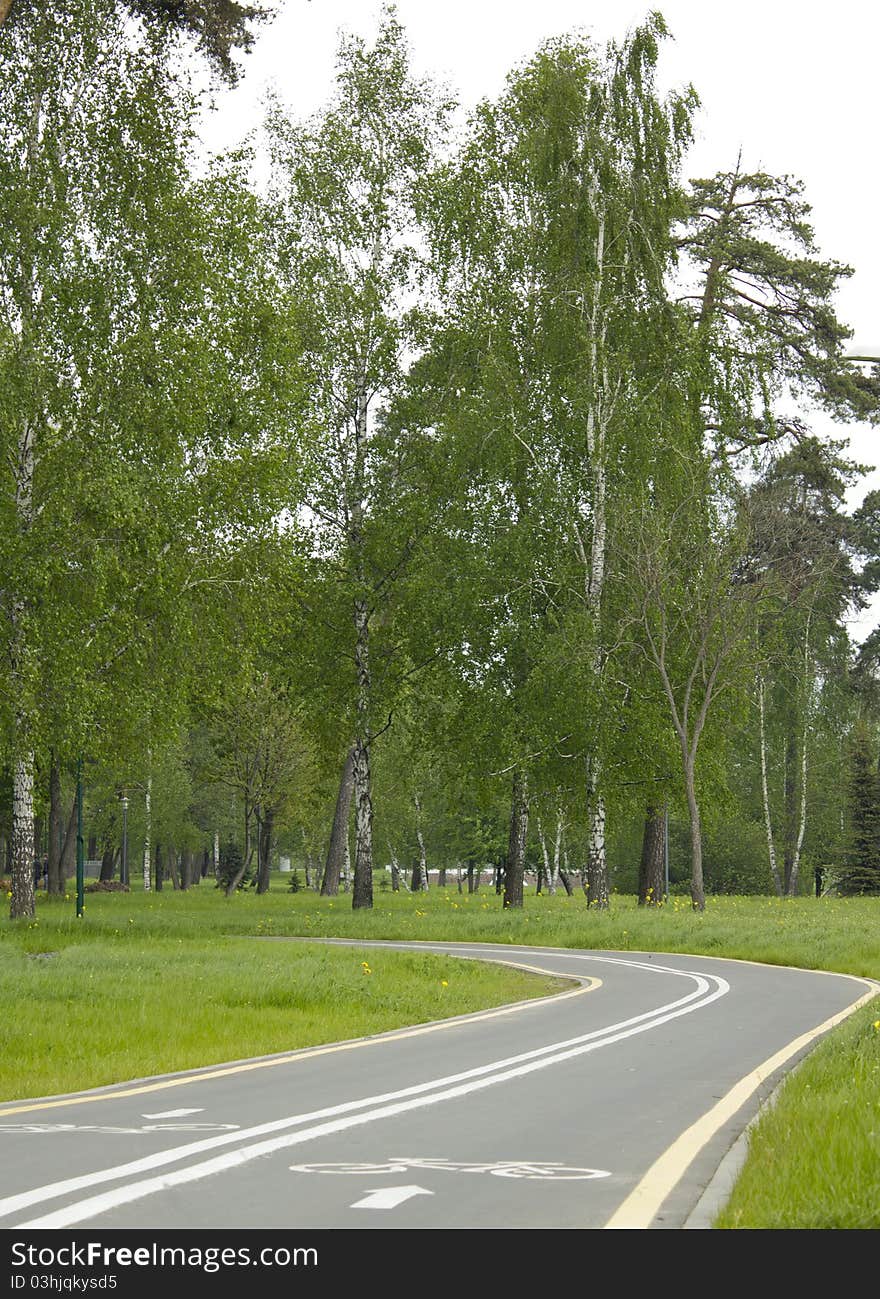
[{"x1": 1, "y1": 941, "x2": 876, "y2": 1232}]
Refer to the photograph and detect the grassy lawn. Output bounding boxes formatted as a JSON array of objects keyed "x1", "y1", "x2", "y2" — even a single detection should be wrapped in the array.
[{"x1": 2, "y1": 876, "x2": 878, "y2": 1228}]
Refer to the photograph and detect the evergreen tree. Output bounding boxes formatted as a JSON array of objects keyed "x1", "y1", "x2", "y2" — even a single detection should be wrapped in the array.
[{"x1": 840, "y1": 724, "x2": 880, "y2": 895}]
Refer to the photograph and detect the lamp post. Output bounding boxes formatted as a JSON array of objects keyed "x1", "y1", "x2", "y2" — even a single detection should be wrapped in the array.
[{"x1": 120, "y1": 792, "x2": 129, "y2": 888}]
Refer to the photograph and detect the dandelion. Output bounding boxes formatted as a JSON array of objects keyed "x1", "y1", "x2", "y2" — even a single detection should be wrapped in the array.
[
  {"x1": 441, "y1": 980, "x2": 448, "y2": 988},
  {"x1": 874, "y1": 1020, "x2": 880, "y2": 1031}
]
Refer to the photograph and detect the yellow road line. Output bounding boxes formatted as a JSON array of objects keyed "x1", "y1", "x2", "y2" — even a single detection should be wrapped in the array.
[{"x1": 604, "y1": 976, "x2": 880, "y2": 1229}]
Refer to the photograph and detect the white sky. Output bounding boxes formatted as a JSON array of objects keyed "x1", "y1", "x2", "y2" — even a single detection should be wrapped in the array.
[{"x1": 198, "y1": 0, "x2": 880, "y2": 635}]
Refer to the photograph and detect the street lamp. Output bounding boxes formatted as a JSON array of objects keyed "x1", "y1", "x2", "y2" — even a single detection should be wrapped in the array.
[{"x1": 120, "y1": 791, "x2": 129, "y2": 888}]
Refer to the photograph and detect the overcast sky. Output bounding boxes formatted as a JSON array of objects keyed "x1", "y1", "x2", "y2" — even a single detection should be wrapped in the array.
[{"x1": 198, "y1": 0, "x2": 880, "y2": 633}]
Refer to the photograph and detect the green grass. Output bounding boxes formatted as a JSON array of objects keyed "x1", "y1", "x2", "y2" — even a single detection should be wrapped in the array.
[
  {"x1": 0, "y1": 886, "x2": 567, "y2": 1102},
  {"x1": 2, "y1": 877, "x2": 879, "y2": 1229},
  {"x1": 715, "y1": 1003, "x2": 880, "y2": 1229}
]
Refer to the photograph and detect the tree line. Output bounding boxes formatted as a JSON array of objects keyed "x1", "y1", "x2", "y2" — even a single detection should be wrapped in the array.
[{"x1": 3, "y1": 1, "x2": 880, "y2": 921}]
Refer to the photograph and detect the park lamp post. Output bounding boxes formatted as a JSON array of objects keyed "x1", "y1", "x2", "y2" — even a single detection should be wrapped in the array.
[{"x1": 120, "y1": 791, "x2": 129, "y2": 888}]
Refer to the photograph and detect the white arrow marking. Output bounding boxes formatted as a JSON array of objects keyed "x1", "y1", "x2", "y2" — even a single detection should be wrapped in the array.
[
  {"x1": 350, "y1": 1185, "x2": 433, "y2": 1210},
  {"x1": 140, "y1": 1109, "x2": 204, "y2": 1119}
]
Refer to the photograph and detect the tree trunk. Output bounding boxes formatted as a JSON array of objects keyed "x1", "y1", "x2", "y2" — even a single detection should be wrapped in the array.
[
  {"x1": 467, "y1": 862, "x2": 477, "y2": 894},
  {"x1": 99, "y1": 843, "x2": 115, "y2": 882},
  {"x1": 638, "y1": 801, "x2": 666, "y2": 906},
  {"x1": 256, "y1": 806, "x2": 273, "y2": 894},
  {"x1": 155, "y1": 842, "x2": 163, "y2": 891},
  {"x1": 349, "y1": 357, "x2": 374, "y2": 912},
  {"x1": 503, "y1": 768, "x2": 528, "y2": 909},
  {"x1": 536, "y1": 815, "x2": 549, "y2": 896},
  {"x1": 167, "y1": 845, "x2": 181, "y2": 891},
  {"x1": 438, "y1": 866, "x2": 446, "y2": 887},
  {"x1": 8, "y1": 83, "x2": 43, "y2": 921},
  {"x1": 758, "y1": 677, "x2": 784, "y2": 896},
  {"x1": 684, "y1": 759, "x2": 705, "y2": 911},
  {"x1": 783, "y1": 723, "x2": 797, "y2": 895},
  {"x1": 343, "y1": 832, "x2": 352, "y2": 892},
  {"x1": 585, "y1": 763, "x2": 608, "y2": 909},
  {"x1": 59, "y1": 797, "x2": 77, "y2": 883},
  {"x1": 10, "y1": 756, "x2": 35, "y2": 918},
  {"x1": 351, "y1": 601, "x2": 374, "y2": 911},
  {"x1": 414, "y1": 793, "x2": 428, "y2": 891},
  {"x1": 182, "y1": 848, "x2": 196, "y2": 890},
  {"x1": 785, "y1": 622, "x2": 812, "y2": 898},
  {"x1": 142, "y1": 772, "x2": 152, "y2": 893},
  {"x1": 557, "y1": 869, "x2": 574, "y2": 897},
  {"x1": 321, "y1": 745, "x2": 356, "y2": 896},
  {"x1": 47, "y1": 755, "x2": 64, "y2": 896},
  {"x1": 389, "y1": 847, "x2": 400, "y2": 892}
]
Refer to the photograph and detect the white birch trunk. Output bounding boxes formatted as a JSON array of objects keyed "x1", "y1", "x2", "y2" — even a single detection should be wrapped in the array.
[
  {"x1": 758, "y1": 677, "x2": 783, "y2": 897},
  {"x1": 788, "y1": 617, "x2": 812, "y2": 898},
  {"x1": 414, "y1": 792, "x2": 428, "y2": 891},
  {"x1": 343, "y1": 832, "x2": 352, "y2": 893},
  {"x1": 10, "y1": 756, "x2": 35, "y2": 919},
  {"x1": 549, "y1": 807, "x2": 563, "y2": 896},
  {"x1": 142, "y1": 773, "x2": 152, "y2": 892},
  {"x1": 577, "y1": 192, "x2": 617, "y2": 911},
  {"x1": 536, "y1": 814, "x2": 549, "y2": 893},
  {"x1": 350, "y1": 362, "x2": 374, "y2": 910}
]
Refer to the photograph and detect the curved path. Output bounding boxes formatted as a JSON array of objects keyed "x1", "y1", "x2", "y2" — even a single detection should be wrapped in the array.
[{"x1": 0, "y1": 942, "x2": 876, "y2": 1231}]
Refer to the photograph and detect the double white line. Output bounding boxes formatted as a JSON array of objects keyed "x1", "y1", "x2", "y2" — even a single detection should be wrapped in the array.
[{"x1": 2, "y1": 957, "x2": 727, "y2": 1228}]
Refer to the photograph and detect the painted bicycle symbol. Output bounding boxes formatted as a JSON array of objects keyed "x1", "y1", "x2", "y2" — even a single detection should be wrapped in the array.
[{"x1": 289, "y1": 1156, "x2": 610, "y2": 1180}]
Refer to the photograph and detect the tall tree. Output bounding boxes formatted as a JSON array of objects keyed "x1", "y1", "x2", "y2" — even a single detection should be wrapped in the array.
[
  {"x1": 428, "y1": 15, "x2": 695, "y2": 906},
  {"x1": 264, "y1": 6, "x2": 451, "y2": 910},
  {"x1": 748, "y1": 439, "x2": 871, "y2": 895}
]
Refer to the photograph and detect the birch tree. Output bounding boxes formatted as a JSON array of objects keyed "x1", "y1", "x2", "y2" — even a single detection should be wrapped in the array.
[
  {"x1": 624, "y1": 480, "x2": 765, "y2": 910},
  {"x1": 429, "y1": 16, "x2": 695, "y2": 907},
  {"x1": 264, "y1": 6, "x2": 451, "y2": 910},
  {"x1": 1, "y1": 2, "x2": 297, "y2": 919},
  {"x1": 0, "y1": 0, "x2": 199, "y2": 917}
]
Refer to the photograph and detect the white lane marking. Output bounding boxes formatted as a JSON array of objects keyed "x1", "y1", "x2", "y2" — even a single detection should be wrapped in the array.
[
  {"x1": 350, "y1": 1185, "x2": 433, "y2": 1210},
  {"x1": 141, "y1": 1109, "x2": 204, "y2": 1119},
  {"x1": 13, "y1": 967, "x2": 728, "y2": 1227},
  {"x1": 0, "y1": 959, "x2": 712, "y2": 1222},
  {"x1": 291, "y1": 1158, "x2": 611, "y2": 1180},
  {"x1": 0, "y1": 1124, "x2": 238, "y2": 1135},
  {"x1": 604, "y1": 975, "x2": 880, "y2": 1229}
]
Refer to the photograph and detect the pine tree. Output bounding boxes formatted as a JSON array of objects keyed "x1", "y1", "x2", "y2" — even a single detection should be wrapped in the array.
[{"x1": 840, "y1": 725, "x2": 880, "y2": 895}]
